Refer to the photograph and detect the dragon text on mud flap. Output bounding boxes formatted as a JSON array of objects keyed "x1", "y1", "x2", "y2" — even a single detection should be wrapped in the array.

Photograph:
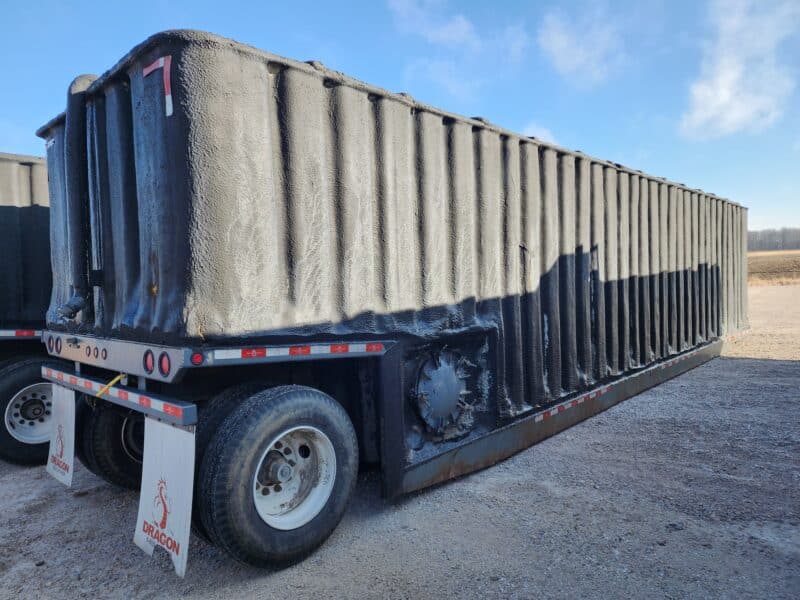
[
  {"x1": 46, "y1": 386, "x2": 75, "y2": 487},
  {"x1": 134, "y1": 417, "x2": 195, "y2": 578}
]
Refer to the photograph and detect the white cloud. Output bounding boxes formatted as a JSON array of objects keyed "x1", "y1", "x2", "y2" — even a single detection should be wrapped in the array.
[
  {"x1": 500, "y1": 24, "x2": 530, "y2": 65},
  {"x1": 388, "y1": 0, "x2": 530, "y2": 62},
  {"x1": 404, "y1": 58, "x2": 485, "y2": 102},
  {"x1": 388, "y1": 1, "x2": 532, "y2": 101},
  {"x1": 522, "y1": 121, "x2": 557, "y2": 145},
  {"x1": 388, "y1": 0, "x2": 481, "y2": 51},
  {"x1": 536, "y1": 7, "x2": 624, "y2": 88},
  {"x1": 680, "y1": 0, "x2": 800, "y2": 140}
]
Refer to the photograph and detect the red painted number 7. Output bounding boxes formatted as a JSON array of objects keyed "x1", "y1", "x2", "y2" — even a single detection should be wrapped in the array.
[{"x1": 143, "y1": 55, "x2": 173, "y2": 117}]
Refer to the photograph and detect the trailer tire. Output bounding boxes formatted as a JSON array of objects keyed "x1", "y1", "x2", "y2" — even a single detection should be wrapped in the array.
[
  {"x1": 87, "y1": 402, "x2": 143, "y2": 490},
  {"x1": 0, "y1": 357, "x2": 61, "y2": 466},
  {"x1": 192, "y1": 382, "x2": 271, "y2": 543},
  {"x1": 74, "y1": 395, "x2": 101, "y2": 476},
  {"x1": 198, "y1": 385, "x2": 358, "y2": 567}
]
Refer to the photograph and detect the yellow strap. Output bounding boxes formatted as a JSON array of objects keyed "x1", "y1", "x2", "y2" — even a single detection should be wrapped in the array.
[{"x1": 96, "y1": 373, "x2": 125, "y2": 398}]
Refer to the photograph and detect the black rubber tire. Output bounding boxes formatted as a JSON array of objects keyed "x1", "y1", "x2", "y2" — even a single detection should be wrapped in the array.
[
  {"x1": 0, "y1": 357, "x2": 61, "y2": 466},
  {"x1": 74, "y1": 395, "x2": 101, "y2": 476},
  {"x1": 198, "y1": 385, "x2": 358, "y2": 567},
  {"x1": 191, "y1": 382, "x2": 270, "y2": 543},
  {"x1": 0, "y1": 357, "x2": 19, "y2": 373},
  {"x1": 86, "y1": 401, "x2": 143, "y2": 490}
]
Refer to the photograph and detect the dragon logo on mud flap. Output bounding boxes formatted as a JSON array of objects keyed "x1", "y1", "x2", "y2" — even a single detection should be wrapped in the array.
[
  {"x1": 56, "y1": 424, "x2": 64, "y2": 458},
  {"x1": 49, "y1": 424, "x2": 70, "y2": 474},
  {"x1": 141, "y1": 478, "x2": 182, "y2": 556}
]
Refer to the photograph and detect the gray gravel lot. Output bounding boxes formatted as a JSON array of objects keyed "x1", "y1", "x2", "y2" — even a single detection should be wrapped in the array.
[{"x1": 1, "y1": 285, "x2": 797, "y2": 599}]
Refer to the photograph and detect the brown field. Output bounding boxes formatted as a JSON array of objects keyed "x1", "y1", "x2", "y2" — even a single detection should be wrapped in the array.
[{"x1": 748, "y1": 249, "x2": 800, "y2": 285}]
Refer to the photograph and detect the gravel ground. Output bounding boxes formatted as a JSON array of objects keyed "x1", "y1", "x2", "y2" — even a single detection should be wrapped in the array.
[{"x1": 1, "y1": 286, "x2": 798, "y2": 599}]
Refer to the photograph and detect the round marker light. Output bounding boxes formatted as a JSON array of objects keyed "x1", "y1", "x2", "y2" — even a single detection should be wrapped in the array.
[
  {"x1": 55, "y1": 337, "x2": 62, "y2": 354},
  {"x1": 158, "y1": 352, "x2": 171, "y2": 377},
  {"x1": 190, "y1": 352, "x2": 204, "y2": 366},
  {"x1": 143, "y1": 350, "x2": 155, "y2": 374},
  {"x1": 47, "y1": 336, "x2": 54, "y2": 352}
]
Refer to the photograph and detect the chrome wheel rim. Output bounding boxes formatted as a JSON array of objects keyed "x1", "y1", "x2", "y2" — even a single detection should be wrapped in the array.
[
  {"x1": 4, "y1": 382, "x2": 53, "y2": 444},
  {"x1": 252, "y1": 425, "x2": 336, "y2": 531}
]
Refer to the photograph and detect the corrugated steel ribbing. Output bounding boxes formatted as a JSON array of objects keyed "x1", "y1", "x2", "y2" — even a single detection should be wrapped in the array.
[
  {"x1": 0, "y1": 152, "x2": 50, "y2": 330},
  {"x1": 38, "y1": 31, "x2": 747, "y2": 412}
]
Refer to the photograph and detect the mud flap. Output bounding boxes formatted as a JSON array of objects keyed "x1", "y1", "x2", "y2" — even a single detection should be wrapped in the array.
[
  {"x1": 46, "y1": 385, "x2": 75, "y2": 486},
  {"x1": 134, "y1": 416, "x2": 195, "y2": 577}
]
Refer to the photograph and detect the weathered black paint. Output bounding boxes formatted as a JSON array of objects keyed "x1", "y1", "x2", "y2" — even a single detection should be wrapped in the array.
[{"x1": 396, "y1": 339, "x2": 722, "y2": 496}]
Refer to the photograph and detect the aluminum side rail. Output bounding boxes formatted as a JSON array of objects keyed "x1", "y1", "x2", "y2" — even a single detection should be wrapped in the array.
[
  {"x1": 41, "y1": 367, "x2": 197, "y2": 426},
  {"x1": 0, "y1": 330, "x2": 41, "y2": 338},
  {"x1": 42, "y1": 331, "x2": 392, "y2": 383}
]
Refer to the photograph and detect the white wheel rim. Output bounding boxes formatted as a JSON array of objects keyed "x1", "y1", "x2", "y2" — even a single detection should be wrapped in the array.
[
  {"x1": 252, "y1": 425, "x2": 337, "y2": 531},
  {"x1": 4, "y1": 382, "x2": 53, "y2": 444}
]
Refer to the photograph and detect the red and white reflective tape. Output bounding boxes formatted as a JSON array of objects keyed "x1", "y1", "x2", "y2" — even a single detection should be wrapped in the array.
[
  {"x1": 534, "y1": 386, "x2": 612, "y2": 423},
  {"x1": 42, "y1": 367, "x2": 187, "y2": 422},
  {"x1": 534, "y1": 346, "x2": 710, "y2": 422},
  {"x1": 660, "y1": 352, "x2": 692, "y2": 370},
  {"x1": 143, "y1": 55, "x2": 173, "y2": 117},
  {"x1": 0, "y1": 329, "x2": 41, "y2": 338},
  {"x1": 213, "y1": 342, "x2": 385, "y2": 362}
]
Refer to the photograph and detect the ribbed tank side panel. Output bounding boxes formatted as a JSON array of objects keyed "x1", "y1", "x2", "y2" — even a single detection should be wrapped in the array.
[
  {"x1": 629, "y1": 175, "x2": 640, "y2": 367},
  {"x1": 575, "y1": 158, "x2": 592, "y2": 388},
  {"x1": 541, "y1": 148, "x2": 561, "y2": 399},
  {"x1": 520, "y1": 143, "x2": 545, "y2": 407},
  {"x1": 590, "y1": 163, "x2": 608, "y2": 381},
  {"x1": 502, "y1": 138, "x2": 526, "y2": 413},
  {"x1": 104, "y1": 81, "x2": 142, "y2": 333},
  {"x1": 37, "y1": 32, "x2": 750, "y2": 425},
  {"x1": 378, "y1": 99, "x2": 420, "y2": 316},
  {"x1": 416, "y1": 110, "x2": 452, "y2": 310},
  {"x1": 604, "y1": 167, "x2": 619, "y2": 375},
  {"x1": 618, "y1": 172, "x2": 631, "y2": 372},
  {"x1": 558, "y1": 153, "x2": 578, "y2": 393}
]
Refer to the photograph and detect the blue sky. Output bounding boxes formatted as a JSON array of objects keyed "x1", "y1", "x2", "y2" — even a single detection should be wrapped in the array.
[{"x1": 1, "y1": 0, "x2": 797, "y2": 229}]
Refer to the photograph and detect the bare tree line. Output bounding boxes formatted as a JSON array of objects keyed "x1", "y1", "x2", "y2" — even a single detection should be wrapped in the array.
[{"x1": 748, "y1": 228, "x2": 800, "y2": 251}]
